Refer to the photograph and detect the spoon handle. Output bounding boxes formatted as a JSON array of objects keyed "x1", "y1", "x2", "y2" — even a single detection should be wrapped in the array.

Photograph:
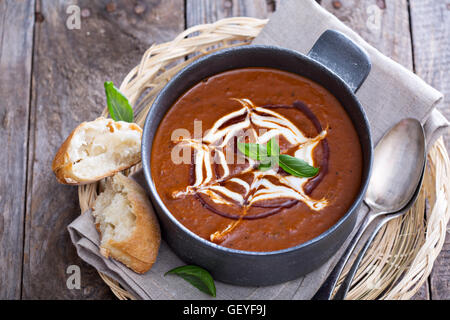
[
  {"x1": 311, "y1": 209, "x2": 378, "y2": 300},
  {"x1": 332, "y1": 214, "x2": 396, "y2": 300}
]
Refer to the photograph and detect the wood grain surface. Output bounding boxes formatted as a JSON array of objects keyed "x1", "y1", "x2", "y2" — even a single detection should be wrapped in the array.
[
  {"x1": 22, "y1": 0, "x2": 184, "y2": 299},
  {"x1": 409, "y1": 0, "x2": 450, "y2": 300},
  {"x1": 0, "y1": 0, "x2": 447, "y2": 299},
  {"x1": 0, "y1": 0, "x2": 35, "y2": 300},
  {"x1": 186, "y1": 0, "x2": 273, "y2": 26}
]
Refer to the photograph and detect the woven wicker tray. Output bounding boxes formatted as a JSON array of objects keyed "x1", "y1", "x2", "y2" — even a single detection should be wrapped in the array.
[{"x1": 78, "y1": 17, "x2": 450, "y2": 300}]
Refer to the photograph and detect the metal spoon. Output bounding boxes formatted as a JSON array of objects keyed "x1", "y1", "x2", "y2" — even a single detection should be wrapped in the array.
[
  {"x1": 312, "y1": 118, "x2": 426, "y2": 300},
  {"x1": 333, "y1": 163, "x2": 425, "y2": 299}
]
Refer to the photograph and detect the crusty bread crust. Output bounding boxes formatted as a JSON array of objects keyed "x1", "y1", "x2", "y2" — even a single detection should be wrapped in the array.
[
  {"x1": 52, "y1": 117, "x2": 142, "y2": 185},
  {"x1": 52, "y1": 127, "x2": 79, "y2": 184},
  {"x1": 95, "y1": 173, "x2": 161, "y2": 274}
]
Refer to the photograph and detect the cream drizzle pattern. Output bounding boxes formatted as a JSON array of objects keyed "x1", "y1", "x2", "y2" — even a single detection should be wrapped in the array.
[{"x1": 172, "y1": 98, "x2": 328, "y2": 242}]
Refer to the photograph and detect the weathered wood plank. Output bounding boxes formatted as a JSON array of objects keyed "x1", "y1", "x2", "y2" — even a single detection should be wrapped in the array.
[
  {"x1": 0, "y1": 0, "x2": 35, "y2": 300},
  {"x1": 428, "y1": 232, "x2": 450, "y2": 300},
  {"x1": 22, "y1": 0, "x2": 185, "y2": 299},
  {"x1": 410, "y1": 0, "x2": 450, "y2": 151},
  {"x1": 321, "y1": 0, "x2": 432, "y2": 300},
  {"x1": 410, "y1": 280, "x2": 430, "y2": 300},
  {"x1": 409, "y1": 0, "x2": 450, "y2": 300},
  {"x1": 186, "y1": 0, "x2": 274, "y2": 27},
  {"x1": 322, "y1": 0, "x2": 413, "y2": 68}
]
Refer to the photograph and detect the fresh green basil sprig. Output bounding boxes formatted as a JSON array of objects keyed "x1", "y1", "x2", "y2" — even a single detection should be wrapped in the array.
[
  {"x1": 165, "y1": 265, "x2": 216, "y2": 297},
  {"x1": 237, "y1": 137, "x2": 319, "y2": 178},
  {"x1": 104, "y1": 81, "x2": 134, "y2": 123}
]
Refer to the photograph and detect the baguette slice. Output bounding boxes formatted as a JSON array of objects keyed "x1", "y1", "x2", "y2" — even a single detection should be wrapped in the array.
[
  {"x1": 52, "y1": 117, "x2": 142, "y2": 185},
  {"x1": 92, "y1": 173, "x2": 161, "y2": 273}
]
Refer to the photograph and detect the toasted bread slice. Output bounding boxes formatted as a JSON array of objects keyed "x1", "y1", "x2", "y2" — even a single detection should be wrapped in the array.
[
  {"x1": 52, "y1": 117, "x2": 142, "y2": 185},
  {"x1": 92, "y1": 173, "x2": 161, "y2": 274}
]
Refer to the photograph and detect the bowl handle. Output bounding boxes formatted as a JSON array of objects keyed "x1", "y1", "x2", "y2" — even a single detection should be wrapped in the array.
[{"x1": 307, "y1": 30, "x2": 371, "y2": 93}]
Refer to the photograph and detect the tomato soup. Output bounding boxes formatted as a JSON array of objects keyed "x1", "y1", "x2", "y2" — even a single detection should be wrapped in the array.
[{"x1": 151, "y1": 68, "x2": 362, "y2": 252}]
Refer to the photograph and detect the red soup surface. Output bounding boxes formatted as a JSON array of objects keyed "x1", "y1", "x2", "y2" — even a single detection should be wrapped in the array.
[{"x1": 151, "y1": 68, "x2": 363, "y2": 252}]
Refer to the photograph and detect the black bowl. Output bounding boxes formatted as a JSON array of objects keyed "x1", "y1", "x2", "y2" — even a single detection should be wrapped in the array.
[{"x1": 141, "y1": 30, "x2": 373, "y2": 286}]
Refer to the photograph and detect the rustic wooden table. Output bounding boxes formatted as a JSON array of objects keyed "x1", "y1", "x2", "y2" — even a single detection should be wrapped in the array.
[{"x1": 0, "y1": 0, "x2": 448, "y2": 300}]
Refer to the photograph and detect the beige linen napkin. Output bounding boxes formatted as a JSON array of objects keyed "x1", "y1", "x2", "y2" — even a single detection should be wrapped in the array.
[{"x1": 68, "y1": 0, "x2": 448, "y2": 300}]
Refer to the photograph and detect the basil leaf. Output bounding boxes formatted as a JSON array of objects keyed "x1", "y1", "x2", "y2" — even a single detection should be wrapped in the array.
[
  {"x1": 238, "y1": 138, "x2": 319, "y2": 177},
  {"x1": 104, "y1": 81, "x2": 134, "y2": 122},
  {"x1": 165, "y1": 265, "x2": 216, "y2": 297},
  {"x1": 278, "y1": 154, "x2": 319, "y2": 178},
  {"x1": 267, "y1": 137, "x2": 280, "y2": 160},
  {"x1": 237, "y1": 140, "x2": 268, "y2": 161},
  {"x1": 258, "y1": 162, "x2": 273, "y2": 171}
]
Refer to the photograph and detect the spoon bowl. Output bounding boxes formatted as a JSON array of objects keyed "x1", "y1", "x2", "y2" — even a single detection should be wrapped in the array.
[{"x1": 365, "y1": 118, "x2": 426, "y2": 212}]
